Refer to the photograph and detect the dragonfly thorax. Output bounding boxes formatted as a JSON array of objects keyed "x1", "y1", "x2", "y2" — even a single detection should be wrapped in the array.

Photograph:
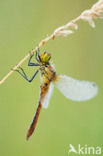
[{"x1": 40, "y1": 65, "x2": 56, "y2": 84}]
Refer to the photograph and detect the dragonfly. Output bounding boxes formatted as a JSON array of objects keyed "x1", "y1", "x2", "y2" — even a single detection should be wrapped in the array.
[{"x1": 14, "y1": 49, "x2": 98, "y2": 140}]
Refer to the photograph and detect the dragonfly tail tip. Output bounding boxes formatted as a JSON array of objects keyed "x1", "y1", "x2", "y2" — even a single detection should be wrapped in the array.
[{"x1": 26, "y1": 132, "x2": 30, "y2": 141}]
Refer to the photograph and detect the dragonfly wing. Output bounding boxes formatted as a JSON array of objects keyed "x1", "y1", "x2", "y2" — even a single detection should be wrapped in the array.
[
  {"x1": 54, "y1": 74, "x2": 98, "y2": 101},
  {"x1": 42, "y1": 83, "x2": 54, "y2": 109}
]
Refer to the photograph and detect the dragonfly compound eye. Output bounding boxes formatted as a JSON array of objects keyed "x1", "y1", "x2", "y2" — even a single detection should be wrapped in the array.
[{"x1": 40, "y1": 52, "x2": 51, "y2": 63}]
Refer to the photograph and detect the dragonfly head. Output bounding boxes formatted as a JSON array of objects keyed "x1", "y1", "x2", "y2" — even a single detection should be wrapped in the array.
[{"x1": 40, "y1": 51, "x2": 51, "y2": 63}]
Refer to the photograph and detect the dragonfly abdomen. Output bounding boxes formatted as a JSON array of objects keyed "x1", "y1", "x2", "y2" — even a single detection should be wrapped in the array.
[{"x1": 26, "y1": 101, "x2": 42, "y2": 140}]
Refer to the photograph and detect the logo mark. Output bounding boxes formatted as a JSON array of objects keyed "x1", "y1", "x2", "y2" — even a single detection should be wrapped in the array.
[{"x1": 68, "y1": 144, "x2": 102, "y2": 155}]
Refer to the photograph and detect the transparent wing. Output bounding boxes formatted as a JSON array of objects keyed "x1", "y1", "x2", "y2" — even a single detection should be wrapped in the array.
[
  {"x1": 42, "y1": 83, "x2": 54, "y2": 109},
  {"x1": 54, "y1": 75, "x2": 98, "y2": 101}
]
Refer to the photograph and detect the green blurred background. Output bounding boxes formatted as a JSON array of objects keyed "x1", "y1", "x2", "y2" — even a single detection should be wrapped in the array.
[{"x1": 0, "y1": 0, "x2": 103, "y2": 155}]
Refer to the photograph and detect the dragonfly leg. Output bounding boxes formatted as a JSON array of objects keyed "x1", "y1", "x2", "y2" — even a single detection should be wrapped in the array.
[
  {"x1": 37, "y1": 48, "x2": 41, "y2": 62},
  {"x1": 35, "y1": 48, "x2": 41, "y2": 62},
  {"x1": 28, "y1": 53, "x2": 39, "y2": 66},
  {"x1": 12, "y1": 67, "x2": 39, "y2": 82}
]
